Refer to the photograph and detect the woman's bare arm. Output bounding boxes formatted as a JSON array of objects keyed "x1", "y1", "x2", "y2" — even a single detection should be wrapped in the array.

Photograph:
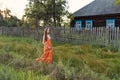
[{"x1": 42, "y1": 34, "x2": 51, "y2": 49}]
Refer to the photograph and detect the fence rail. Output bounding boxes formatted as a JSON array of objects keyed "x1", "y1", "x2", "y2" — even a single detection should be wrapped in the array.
[{"x1": 0, "y1": 26, "x2": 120, "y2": 47}]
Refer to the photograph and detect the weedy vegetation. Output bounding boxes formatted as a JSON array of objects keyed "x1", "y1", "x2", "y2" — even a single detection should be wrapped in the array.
[{"x1": 0, "y1": 36, "x2": 120, "y2": 80}]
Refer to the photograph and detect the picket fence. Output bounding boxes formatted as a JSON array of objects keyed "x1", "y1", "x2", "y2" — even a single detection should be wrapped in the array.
[{"x1": 0, "y1": 26, "x2": 120, "y2": 47}]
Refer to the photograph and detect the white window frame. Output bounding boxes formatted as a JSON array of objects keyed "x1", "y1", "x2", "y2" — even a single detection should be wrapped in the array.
[
  {"x1": 106, "y1": 19, "x2": 115, "y2": 28},
  {"x1": 85, "y1": 20, "x2": 93, "y2": 29},
  {"x1": 75, "y1": 20, "x2": 82, "y2": 30}
]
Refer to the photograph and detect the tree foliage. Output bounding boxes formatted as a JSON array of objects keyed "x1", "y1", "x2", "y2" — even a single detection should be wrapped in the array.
[
  {"x1": 115, "y1": 0, "x2": 120, "y2": 4},
  {"x1": 24, "y1": 0, "x2": 69, "y2": 27},
  {"x1": 0, "y1": 8, "x2": 22, "y2": 27}
]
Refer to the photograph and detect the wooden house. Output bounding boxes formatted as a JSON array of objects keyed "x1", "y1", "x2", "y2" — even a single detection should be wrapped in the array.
[{"x1": 71, "y1": 0, "x2": 120, "y2": 29}]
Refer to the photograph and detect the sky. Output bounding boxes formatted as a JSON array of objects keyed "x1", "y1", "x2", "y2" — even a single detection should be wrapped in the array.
[{"x1": 0, "y1": 0, "x2": 94, "y2": 19}]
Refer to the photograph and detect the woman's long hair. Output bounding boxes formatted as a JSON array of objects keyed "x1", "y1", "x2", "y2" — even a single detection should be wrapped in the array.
[{"x1": 44, "y1": 28, "x2": 49, "y2": 41}]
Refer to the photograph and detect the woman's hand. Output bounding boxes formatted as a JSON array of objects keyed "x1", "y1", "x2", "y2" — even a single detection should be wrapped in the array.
[
  {"x1": 43, "y1": 42, "x2": 52, "y2": 49},
  {"x1": 46, "y1": 45, "x2": 52, "y2": 49},
  {"x1": 44, "y1": 44, "x2": 52, "y2": 49}
]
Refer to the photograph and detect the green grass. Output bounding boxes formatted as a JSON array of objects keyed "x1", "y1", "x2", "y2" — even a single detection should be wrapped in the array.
[{"x1": 0, "y1": 36, "x2": 120, "y2": 80}]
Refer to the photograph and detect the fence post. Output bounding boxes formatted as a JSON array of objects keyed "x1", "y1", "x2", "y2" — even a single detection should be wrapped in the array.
[
  {"x1": 114, "y1": 27, "x2": 119, "y2": 48},
  {"x1": 64, "y1": 26, "x2": 65, "y2": 34},
  {"x1": 22, "y1": 27, "x2": 24, "y2": 37}
]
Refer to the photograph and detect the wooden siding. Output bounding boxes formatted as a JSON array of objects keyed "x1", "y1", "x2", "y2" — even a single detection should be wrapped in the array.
[{"x1": 72, "y1": 14, "x2": 120, "y2": 27}]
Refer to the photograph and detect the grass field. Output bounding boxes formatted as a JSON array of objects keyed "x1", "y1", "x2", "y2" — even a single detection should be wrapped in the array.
[{"x1": 0, "y1": 36, "x2": 120, "y2": 80}]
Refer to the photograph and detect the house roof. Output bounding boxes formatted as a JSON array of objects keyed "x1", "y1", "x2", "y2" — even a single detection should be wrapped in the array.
[{"x1": 74, "y1": 0, "x2": 120, "y2": 17}]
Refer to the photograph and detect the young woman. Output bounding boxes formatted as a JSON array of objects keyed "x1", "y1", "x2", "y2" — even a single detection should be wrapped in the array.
[{"x1": 36, "y1": 27, "x2": 52, "y2": 64}]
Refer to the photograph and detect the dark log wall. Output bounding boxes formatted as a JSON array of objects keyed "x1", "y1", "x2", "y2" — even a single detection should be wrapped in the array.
[{"x1": 71, "y1": 13, "x2": 120, "y2": 27}]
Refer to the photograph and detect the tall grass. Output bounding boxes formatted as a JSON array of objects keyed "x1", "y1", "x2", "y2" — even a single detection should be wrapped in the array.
[
  {"x1": 0, "y1": 36, "x2": 120, "y2": 80},
  {"x1": 0, "y1": 64, "x2": 51, "y2": 80}
]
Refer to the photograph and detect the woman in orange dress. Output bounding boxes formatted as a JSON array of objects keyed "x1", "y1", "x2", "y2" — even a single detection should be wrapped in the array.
[{"x1": 36, "y1": 27, "x2": 52, "y2": 64}]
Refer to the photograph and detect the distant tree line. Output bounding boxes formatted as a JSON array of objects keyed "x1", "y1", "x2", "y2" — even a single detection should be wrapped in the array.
[
  {"x1": 0, "y1": 8, "x2": 23, "y2": 27},
  {"x1": 0, "y1": 0, "x2": 72, "y2": 27}
]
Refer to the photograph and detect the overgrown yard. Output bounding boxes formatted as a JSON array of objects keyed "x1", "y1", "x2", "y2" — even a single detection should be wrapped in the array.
[{"x1": 0, "y1": 36, "x2": 120, "y2": 80}]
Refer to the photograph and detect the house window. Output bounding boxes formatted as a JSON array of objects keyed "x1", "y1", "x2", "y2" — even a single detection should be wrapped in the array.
[
  {"x1": 75, "y1": 20, "x2": 82, "y2": 30},
  {"x1": 85, "y1": 20, "x2": 93, "y2": 29},
  {"x1": 106, "y1": 19, "x2": 115, "y2": 28}
]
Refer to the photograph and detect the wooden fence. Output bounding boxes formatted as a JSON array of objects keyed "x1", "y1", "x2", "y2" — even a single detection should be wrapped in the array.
[
  {"x1": 0, "y1": 26, "x2": 120, "y2": 47},
  {"x1": 0, "y1": 27, "x2": 44, "y2": 41},
  {"x1": 52, "y1": 27, "x2": 120, "y2": 47}
]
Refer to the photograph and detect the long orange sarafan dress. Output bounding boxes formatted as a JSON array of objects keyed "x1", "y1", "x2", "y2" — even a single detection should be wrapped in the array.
[{"x1": 36, "y1": 38, "x2": 52, "y2": 64}]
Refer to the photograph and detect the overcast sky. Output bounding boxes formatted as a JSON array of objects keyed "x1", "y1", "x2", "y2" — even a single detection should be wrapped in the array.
[{"x1": 0, "y1": 0, "x2": 94, "y2": 19}]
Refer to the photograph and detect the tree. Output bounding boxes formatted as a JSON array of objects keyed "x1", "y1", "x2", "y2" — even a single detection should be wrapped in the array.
[
  {"x1": 115, "y1": 0, "x2": 120, "y2": 4},
  {"x1": 3, "y1": 8, "x2": 11, "y2": 19},
  {"x1": 0, "y1": 9, "x2": 4, "y2": 26},
  {"x1": 0, "y1": 8, "x2": 22, "y2": 27},
  {"x1": 24, "y1": 0, "x2": 69, "y2": 27},
  {"x1": 24, "y1": 0, "x2": 46, "y2": 27},
  {"x1": 4, "y1": 16, "x2": 22, "y2": 27},
  {"x1": 53, "y1": 0, "x2": 69, "y2": 27}
]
